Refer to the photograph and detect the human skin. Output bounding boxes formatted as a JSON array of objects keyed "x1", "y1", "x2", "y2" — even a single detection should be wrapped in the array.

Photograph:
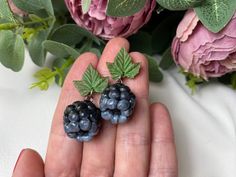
[{"x1": 12, "y1": 38, "x2": 178, "y2": 177}]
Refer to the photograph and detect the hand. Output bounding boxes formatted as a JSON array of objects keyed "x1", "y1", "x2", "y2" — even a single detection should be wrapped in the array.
[{"x1": 12, "y1": 38, "x2": 177, "y2": 177}]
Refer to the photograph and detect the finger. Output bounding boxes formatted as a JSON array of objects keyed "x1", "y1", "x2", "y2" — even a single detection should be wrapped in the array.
[
  {"x1": 80, "y1": 38, "x2": 130, "y2": 177},
  {"x1": 45, "y1": 53, "x2": 99, "y2": 177},
  {"x1": 12, "y1": 149, "x2": 44, "y2": 177},
  {"x1": 114, "y1": 52, "x2": 150, "y2": 177},
  {"x1": 149, "y1": 103, "x2": 178, "y2": 177}
]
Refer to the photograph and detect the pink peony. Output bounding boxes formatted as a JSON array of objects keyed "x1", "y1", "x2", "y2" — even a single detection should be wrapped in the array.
[
  {"x1": 172, "y1": 10, "x2": 236, "y2": 80},
  {"x1": 65, "y1": 0, "x2": 156, "y2": 40}
]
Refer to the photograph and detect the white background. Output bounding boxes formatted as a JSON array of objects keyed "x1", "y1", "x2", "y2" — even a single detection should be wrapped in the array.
[{"x1": 0, "y1": 51, "x2": 236, "y2": 177}]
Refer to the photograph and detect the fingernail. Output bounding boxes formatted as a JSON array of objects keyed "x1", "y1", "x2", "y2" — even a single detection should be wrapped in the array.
[{"x1": 13, "y1": 149, "x2": 25, "y2": 173}]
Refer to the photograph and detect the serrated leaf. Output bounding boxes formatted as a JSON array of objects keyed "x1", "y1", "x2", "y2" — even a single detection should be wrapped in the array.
[
  {"x1": 156, "y1": 0, "x2": 203, "y2": 10},
  {"x1": 0, "y1": 0, "x2": 17, "y2": 23},
  {"x1": 81, "y1": 0, "x2": 92, "y2": 14},
  {"x1": 43, "y1": 40, "x2": 80, "y2": 59},
  {"x1": 146, "y1": 55, "x2": 163, "y2": 83},
  {"x1": 194, "y1": 0, "x2": 236, "y2": 33},
  {"x1": 107, "y1": 48, "x2": 141, "y2": 80},
  {"x1": 106, "y1": 0, "x2": 146, "y2": 17},
  {"x1": 0, "y1": 30, "x2": 25, "y2": 72},
  {"x1": 73, "y1": 64, "x2": 108, "y2": 96}
]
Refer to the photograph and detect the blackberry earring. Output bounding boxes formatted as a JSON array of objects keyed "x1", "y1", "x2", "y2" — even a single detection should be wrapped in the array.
[
  {"x1": 100, "y1": 48, "x2": 141, "y2": 124},
  {"x1": 63, "y1": 64, "x2": 108, "y2": 142}
]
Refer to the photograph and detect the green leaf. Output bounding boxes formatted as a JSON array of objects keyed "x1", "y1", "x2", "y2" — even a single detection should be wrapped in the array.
[
  {"x1": 129, "y1": 31, "x2": 152, "y2": 55},
  {"x1": 231, "y1": 73, "x2": 236, "y2": 90},
  {"x1": 73, "y1": 64, "x2": 109, "y2": 96},
  {"x1": 0, "y1": 30, "x2": 25, "y2": 72},
  {"x1": 12, "y1": 0, "x2": 54, "y2": 15},
  {"x1": 50, "y1": 24, "x2": 102, "y2": 46},
  {"x1": 0, "y1": 0, "x2": 17, "y2": 23},
  {"x1": 81, "y1": 0, "x2": 92, "y2": 14},
  {"x1": 194, "y1": 0, "x2": 236, "y2": 33},
  {"x1": 107, "y1": 0, "x2": 146, "y2": 17},
  {"x1": 30, "y1": 68, "x2": 55, "y2": 90},
  {"x1": 43, "y1": 40, "x2": 80, "y2": 59},
  {"x1": 156, "y1": 0, "x2": 203, "y2": 10},
  {"x1": 28, "y1": 29, "x2": 48, "y2": 66},
  {"x1": 146, "y1": 55, "x2": 163, "y2": 83},
  {"x1": 159, "y1": 47, "x2": 175, "y2": 70},
  {"x1": 107, "y1": 48, "x2": 141, "y2": 80}
]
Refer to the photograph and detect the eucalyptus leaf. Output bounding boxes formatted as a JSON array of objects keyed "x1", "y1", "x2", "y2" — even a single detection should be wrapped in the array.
[
  {"x1": 81, "y1": 0, "x2": 92, "y2": 14},
  {"x1": 28, "y1": 30, "x2": 48, "y2": 66},
  {"x1": 74, "y1": 64, "x2": 109, "y2": 96},
  {"x1": 107, "y1": 48, "x2": 141, "y2": 80},
  {"x1": 50, "y1": 24, "x2": 101, "y2": 46},
  {"x1": 156, "y1": 0, "x2": 203, "y2": 10},
  {"x1": 0, "y1": 30, "x2": 25, "y2": 72},
  {"x1": 194, "y1": 0, "x2": 236, "y2": 33},
  {"x1": 0, "y1": 0, "x2": 17, "y2": 23},
  {"x1": 106, "y1": 0, "x2": 146, "y2": 17},
  {"x1": 159, "y1": 47, "x2": 175, "y2": 70},
  {"x1": 12, "y1": 0, "x2": 54, "y2": 15},
  {"x1": 43, "y1": 40, "x2": 80, "y2": 59},
  {"x1": 146, "y1": 55, "x2": 163, "y2": 83}
]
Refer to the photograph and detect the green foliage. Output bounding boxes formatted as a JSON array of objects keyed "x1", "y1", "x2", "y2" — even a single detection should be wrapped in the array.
[
  {"x1": 181, "y1": 70, "x2": 205, "y2": 94},
  {"x1": 81, "y1": 0, "x2": 92, "y2": 14},
  {"x1": 43, "y1": 40, "x2": 80, "y2": 59},
  {"x1": 129, "y1": 31, "x2": 152, "y2": 55},
  {"x1": 107, "y1": 48, "x2": 141, "y2": 80},
  {"x1": 231, "y1": 73, "x2": 236, "y2": 90},
  {"x1": 12, "y1": 0, "x2": 54, "y2": 15},
  {"x1": 30, "y1": 58, "x2": 73, "y2": 90},
  {"x1": 106, "y1": 0, "x2": 146, "y2": 17},
  {"x1": 156, "y1": 0, "x2": 203, "y2": 10},
  {"x1": 146, "y1": 55, "x2": 163, "y2": 83},
  {"x1": 0, "y1": 0, "x2": 17, "y2": 23},
  {"x1": 0, "y1": 30, "x2": 25, "y2": 71},
  {"x1": 50, "y1": 24, "x2": 101, "y2": 46},
  {"x1": 73, "y1": 64, "x2": 109, "y2": 96},
  {"x1": 159, "y1": 47, "x2": 174, "y2": 70},
  {"x1": 195, "y1": 0, "x2": 236, "y2": 33}
]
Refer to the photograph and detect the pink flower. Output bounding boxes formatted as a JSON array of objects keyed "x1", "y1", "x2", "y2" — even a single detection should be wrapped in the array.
[
  {"x1": 65, "y1": 0, "x2": 156, "y2": 40},
  {"x1": 8, "y1": 0, "x2": 26, "y2": 16},
  {"x1": 172, "y1": 10, "x2": 236, "y2": 79}
]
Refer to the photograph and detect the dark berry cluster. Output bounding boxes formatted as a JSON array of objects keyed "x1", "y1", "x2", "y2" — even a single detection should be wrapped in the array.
[
  {"x1": 100, "y1": 83, "x2": 136, "y2": 124},
  {"x1": 63, "y1": 100, "x2": 101, "y2": 142}
]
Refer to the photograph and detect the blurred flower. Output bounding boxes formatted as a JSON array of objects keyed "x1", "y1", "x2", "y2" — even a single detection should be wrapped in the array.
[
  {"x1": 65, "y1": 0, "x2": 156, "y2": 40},
  {"x1": 172, "y1": 10, "x2": 236, "y2": 79},
  {"x1": 8, "y1": 0, "x2": 26, "y2": 16}
]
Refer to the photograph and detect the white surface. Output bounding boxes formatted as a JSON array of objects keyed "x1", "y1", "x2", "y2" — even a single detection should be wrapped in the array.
[{"x1": 0, "y1": 51, "x2": 236, "y2": 177}]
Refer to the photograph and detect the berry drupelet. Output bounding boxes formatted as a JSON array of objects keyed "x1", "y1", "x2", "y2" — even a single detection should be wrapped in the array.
[
  {"x1": 64, "y1": 100, "x2": 101, "y2": 142},
  {"x1": 100, "y1": 83, "x2": 136, "y2": 124}
]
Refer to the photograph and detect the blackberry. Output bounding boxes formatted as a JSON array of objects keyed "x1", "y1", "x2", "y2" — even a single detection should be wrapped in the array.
[
  {"x1": 63, "y1": 100, "x2": 101, "y2": 142},
  {"x1": 100, "y1": 83, "x2": 136, "y2": 124}
]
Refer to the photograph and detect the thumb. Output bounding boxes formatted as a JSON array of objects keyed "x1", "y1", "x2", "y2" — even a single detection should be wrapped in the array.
[{"x1": 12, "y1": 149, "x2": 44, "y2": 177}]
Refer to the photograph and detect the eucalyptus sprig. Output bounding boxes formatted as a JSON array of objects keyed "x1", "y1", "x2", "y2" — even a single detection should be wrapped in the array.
[{"x1": 30, "y1": 58, "x2": 74, "y2": 90}]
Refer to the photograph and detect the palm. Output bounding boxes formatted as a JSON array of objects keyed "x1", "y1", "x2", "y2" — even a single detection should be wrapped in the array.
[{"x1": 12, "y1": 38, "x2": 177, "y2": 177}]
